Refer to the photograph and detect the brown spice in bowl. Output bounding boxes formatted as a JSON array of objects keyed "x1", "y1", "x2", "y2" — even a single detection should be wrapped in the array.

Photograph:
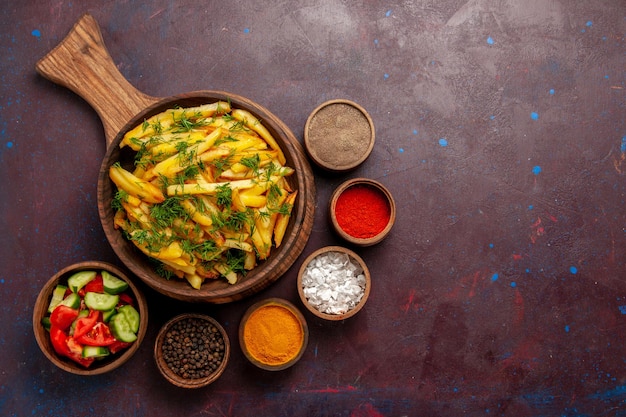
[{"x1": 304, "y1": 100, "x2": 375, "y2": 171}]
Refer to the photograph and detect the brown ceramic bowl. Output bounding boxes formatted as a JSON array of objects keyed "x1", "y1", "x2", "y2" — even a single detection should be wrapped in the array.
[
  {"x1": 297, "y1": 246, "x2": 371, "y2": 321},
  {"x1": 32, "y1": 261, "x2": 148, "y2": 375},
  {"x1": 154, "y1": 313, "x2": 230, "y2": 388},
  {"x1": 36, "y1": 14, "x2": 316, "y2": 303},
  {"x1": 239, "y1": 298, "x2": 308, "y2": 371},
  {"x1": 304, "y1": 99, "x2": 375, "y2": 172},
  {"x1": 329, "y1": 178, "x2": 396, "y2": 246}
]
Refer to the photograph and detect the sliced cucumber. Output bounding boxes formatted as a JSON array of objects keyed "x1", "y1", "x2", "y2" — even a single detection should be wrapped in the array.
[
  {"x1": 41, "y1": 317, "x2": 51, "y2": 332},
  {"x1": 58, "y1": 292, "x2": 81, "y2": 310},
  {"x1": 102, "y1": 308, "x2": 117, "y2": 323},
  {"x1": 117, "y1": 305, "x2": 140, "y2": 333},
  {"x1": 47, "y1": 284, "x2": 68, "y2": 313},
  {"x1": 109, "y1": 313, "x2": 138, "y2": 343},
  {"x1": 84, "y1": 292, "x2": 119, "y2": 311},
  {"x1": 67, "y1": 270, "x2": 97, "y2": 293},
  {"x1": 101, "y1": 270, "x2": 129, "y2": 295},
  {"x1": 82, "y1": 345, "x2": 110, "y2": 359}
]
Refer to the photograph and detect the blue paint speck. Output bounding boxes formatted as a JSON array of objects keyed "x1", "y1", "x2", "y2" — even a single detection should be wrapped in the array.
[
  {"x1": 31, "y1": 29, "x2": 41, "y2": 38},
  {"x1": 604, "y1": 75, "x2": 609, "y2": 79},
  {"x1": 399, "y1": 148, "x2": 404, "y2": 153},
  {"x1": 438, "y1": 138, "x2": 448, "y2": 147},
  {"x1": 586, "y1": 20, "x2": 593, "y2": 27},
  {"x1": 621, "y1": 136, "x2": 626, "y2": 153},
  {"x1": 383, "y1": 73, "x2": 389, "y2": 80},
  {"x1": 565, "y1": 325, "x2": 570, "y2": 333},
  {"x1": 491, "y1": 273, "x2": 499, "y2": 282},
  {"x1": 39, "y1": 388, "x2": 44, "y2": 394},
  {"x1": 0, "y1": 278, "x2": 4, "y2": 284},
  {"x1": 243, "y1": 28, "x2": 250, "y2": 34},
  {"x1": 549, "y1": 89, "x2": 555, "y2": 95},
  {"x1": 489, "y1": 115, "x2": 495, "y2": 120},
  {"x1": 618, "y1": 306, "x2": 626, "y2": 315},
  {"x1": 531, "y1": 111, "x2": 539, "y2": 120},
  {"x1": 6, "y1": 141, "x2": 13, "y2": 148},
  {"x1": 373, "y1": 39, "x2": 379, "y2": 46},
  {"x1": 570, "y1": 266, "x2": 578, "y2": 274},
  {"x1": 510, "y1": 281, "x2": 517, "y2": 288},
  {"x1": 532, "y1": 166, "x2": 542, "y2": 175},
  {"x1": 489, "y1": 243, "x2": 494, "y2": 248},
  {"x1": 487, "y1": 36, "x2": 494, "y2": 45},
  {"x1": 528, "y1": 204, "x2": 534, "y2": 210},
  {"x1": 385, "y1": 10, "x2": 392, "y2": 17},
  {"x1": 412, "y1": 129, "x2": 418, "y2": 135},
  {"x1": 590, "y1": 385, "x2": 626, "y2": 401}
]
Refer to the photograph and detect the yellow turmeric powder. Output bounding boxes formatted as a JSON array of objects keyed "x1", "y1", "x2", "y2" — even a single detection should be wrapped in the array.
[{"x1": 243, "y1": 304, "x2": 303, "y2": 366}]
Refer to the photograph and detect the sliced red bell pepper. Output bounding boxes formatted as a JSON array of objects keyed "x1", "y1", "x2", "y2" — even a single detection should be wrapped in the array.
[
  {"x1": 50, "y1": 326, "x2": 71, "y2": 356},
  {"x1": 117, "y1": 292, "x2": 134, "y2": 306},
  {"x1": 50, "y1": 305, "x2": 79, "y2": 331},
  {"x1": 76, "y1": 322, "x2": 116, "y2": 346},
  {"x1": 50, "y1": 326, "x2": 95, "y2": 367},
  {"x1": 84, "y1": 274, "x2": 104, "y2": 293},
  {"x1": 73, "y1": 309, "x2": 101, "y2": 339},
  {"x1": 108, "y1": 340, "x2": 133, "y2": 354}
]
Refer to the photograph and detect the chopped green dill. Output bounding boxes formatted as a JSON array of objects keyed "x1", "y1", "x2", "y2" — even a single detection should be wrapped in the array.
[
  {"x1": 240, "y1": 154, "x2": 260, "y2": 172},
  {"x1": 184, "y1": 240, "x2": 221, "y2": 261},
  {"x1": 215, "y1": 183, "x2": 232, "y2": 207},
  {"x1": 157, "y1": 173, "x2": 171, "y2": 188},
  {"x1": 111, "y1": 190, "x2": 128, "y2": 211},
  {"x1": 210, "y1": 152, "x2": 234, "y2": 176},
  {"x1": 153, "y1": 260, "x2": 176, "y2": 280},
  {"x1": 181, "y1": 165, "x2": 200, "y2": 181},
  {"x1": 172, "y1": 111, "x2": 208, "y2": 133},
  {"x1": 214, "y1": 135, "x2": 238, "y2": 146},
  {"x1": 229, "y1": 120, "x2": 249, "y2": 132},
  {"x1": 129, "y1": 136, "x2": 143, "y2": 148},
  {"x1": 223, "y1": 210, "x2": 252, "y2": 231},
  {"x1": 151, "y1": 119, "x2": 164, "y2": 135},
  {"x1": 276, "y1": 201, "x2": 293, "y2": 216},
  {"x1": 174, "y1": 140, "x2": 189, "y2": 154},
  {"x1": 266, "y1": 183, "x2": 283, "y2": 207},
  {"x1": 191, "y1": 196, "x2": 209, "y2": 214},
  {"x1": 150, "y1": 197, "x2": 189, "y2": 228},
  {"x1": 225, "y1": 249, "x2": 246, "y2": 275},
  {"x1": 129, "y1": 229, "x2": 149, "y2": 246}
]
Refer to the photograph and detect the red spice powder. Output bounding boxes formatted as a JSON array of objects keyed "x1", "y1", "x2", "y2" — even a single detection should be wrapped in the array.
[{"x1": 334, "y1": 184, "x2": 391, "y2": 239}]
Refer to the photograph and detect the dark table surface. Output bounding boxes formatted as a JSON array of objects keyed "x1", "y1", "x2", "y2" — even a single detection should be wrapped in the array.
[{"x1": 1, "y1": 1, "x2": 625, "y2": 416}]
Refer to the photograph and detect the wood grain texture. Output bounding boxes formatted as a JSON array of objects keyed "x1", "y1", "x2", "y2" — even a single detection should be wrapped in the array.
[{"x1": 35, "y1": 14, "x2": 158, "y2": 147}]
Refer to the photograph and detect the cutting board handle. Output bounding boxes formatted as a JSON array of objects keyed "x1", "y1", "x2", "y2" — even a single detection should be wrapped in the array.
[{"x1": 36, "y1": 13, "x2": 159, "y2": 147}]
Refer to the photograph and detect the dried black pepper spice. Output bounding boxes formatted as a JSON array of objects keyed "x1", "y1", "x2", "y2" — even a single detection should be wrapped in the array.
[{"x1": 161, "y1": 317, "x2": 225, "y2": 379}]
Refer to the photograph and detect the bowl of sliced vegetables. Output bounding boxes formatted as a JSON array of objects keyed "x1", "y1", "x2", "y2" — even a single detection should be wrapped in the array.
[{"x1": 33, "y1": 261, "x2": 148, "y2": 375}]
